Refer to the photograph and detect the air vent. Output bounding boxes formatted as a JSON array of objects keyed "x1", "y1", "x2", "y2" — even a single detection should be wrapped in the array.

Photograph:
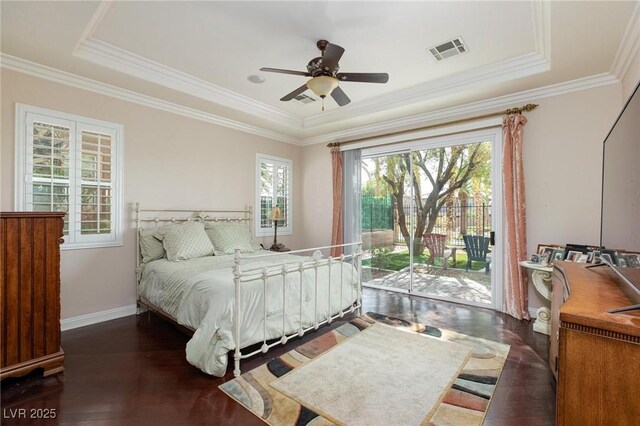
[
  {"x1": 294, "y1": 94, "x2": 316, "y2": 104},
  {"x1": 428, "y1": 37, "x2": 468, "y2": 61}
]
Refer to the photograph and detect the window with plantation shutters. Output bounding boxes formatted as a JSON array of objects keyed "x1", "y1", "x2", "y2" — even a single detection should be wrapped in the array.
[
  {"x1": 255, "y1": 154, "x2": 292, "y2": 237},
  {"x1": 16, "y1": 104, "x2": 123, "y2": 249}
]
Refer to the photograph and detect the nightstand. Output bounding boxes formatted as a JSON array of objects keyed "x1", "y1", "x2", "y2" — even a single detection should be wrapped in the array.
[{"x1": 270, "y1": 246, "x2": 291, "y2": 252}]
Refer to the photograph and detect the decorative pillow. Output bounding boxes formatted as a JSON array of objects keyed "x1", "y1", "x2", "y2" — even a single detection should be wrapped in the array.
[
  {"x1": 205, "y1": 223, "x2": 257, "y2": 255},
  {"x1": 155, "y1": 221, "x2": 214, "y2": 261},
  {"x1": 139, "y1": 228, "x2": 165, "y2": 263}
]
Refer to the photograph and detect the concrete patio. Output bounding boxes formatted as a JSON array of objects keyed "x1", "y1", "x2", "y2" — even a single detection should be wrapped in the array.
[{"x1": 363, "y1": 264, "x2": 492, "y2": 304}]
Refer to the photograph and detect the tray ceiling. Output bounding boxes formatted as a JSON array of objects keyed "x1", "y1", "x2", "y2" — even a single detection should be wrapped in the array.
[{"x1": 1, "y1": 1, "x2": 638, "y2": 144}]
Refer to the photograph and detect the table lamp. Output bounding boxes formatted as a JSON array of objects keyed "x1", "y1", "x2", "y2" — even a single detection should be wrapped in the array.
[{"x1": 269, "y1": 206, "x2": 283, "y2": 250}]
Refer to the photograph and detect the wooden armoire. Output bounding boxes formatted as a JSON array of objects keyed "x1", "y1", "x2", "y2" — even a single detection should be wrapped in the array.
[{"x1": 1, "y1": 212, "x2": 65, "y2": 379}]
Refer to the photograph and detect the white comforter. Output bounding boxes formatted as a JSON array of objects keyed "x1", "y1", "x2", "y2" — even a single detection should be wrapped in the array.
[{"x1": 138, "y1": 251, "x2": 359, "y2": 376}]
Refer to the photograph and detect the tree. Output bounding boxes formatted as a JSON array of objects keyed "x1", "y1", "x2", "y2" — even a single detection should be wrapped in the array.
[{"x1": 373, "y1": 143, "x2": 491, "y2": 253}]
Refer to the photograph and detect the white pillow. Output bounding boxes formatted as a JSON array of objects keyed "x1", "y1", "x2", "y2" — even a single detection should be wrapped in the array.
[
  {"x1": 139, "y1": 228, "x2": 165, "y2": 263},
  {"x1": 205, "y1": 223, "x2": 257, "y2": 255},
  {"x1": 155, "y1": 221, "x2": 214, "y2": 261}
]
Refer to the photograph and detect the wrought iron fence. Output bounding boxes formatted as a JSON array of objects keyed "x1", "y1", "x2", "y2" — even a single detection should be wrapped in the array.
[
  {"x1": 391, "y1": 203, "x2": 492, "y2": 246},
  {"x1": 361, "y1": 196, "x2": 491, "y2": 247}
]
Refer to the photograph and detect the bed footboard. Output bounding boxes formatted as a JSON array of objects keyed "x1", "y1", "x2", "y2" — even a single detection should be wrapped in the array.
[{"x1": 232, "y1": 242, "x2": 362, "y2": 377}]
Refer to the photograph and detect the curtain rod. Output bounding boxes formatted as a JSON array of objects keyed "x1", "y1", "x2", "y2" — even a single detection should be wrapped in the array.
[{"x1": 326, "y1": 103, "x2": 538, "y2": 148}]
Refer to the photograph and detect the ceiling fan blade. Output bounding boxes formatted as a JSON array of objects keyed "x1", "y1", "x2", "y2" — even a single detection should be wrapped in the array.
[
  {"x1": 336, "y1": 72, "x2": 389, "y2": 83},
  {"x1": 280, "y1": 84, "x2": 308, "y2": 101},
  {"x1": 331, "y1": 86, "x2": 351, "y2": 107},
  {"x1": 260, "y1": 67, "x2": 310, "y2": 77},
  {"x1": 321, "y1": 43, "x2": 345, "y2": 70}
]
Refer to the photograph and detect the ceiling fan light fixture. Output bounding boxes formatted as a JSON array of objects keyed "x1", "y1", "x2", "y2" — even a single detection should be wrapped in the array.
[{"x1": 306, "y1": 76, "x2": 339, "y2": 98}]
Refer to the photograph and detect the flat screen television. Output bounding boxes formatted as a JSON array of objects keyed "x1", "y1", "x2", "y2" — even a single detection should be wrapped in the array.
[{"x1": 596, "y1": 80, "x2": 640, "y2": 313}]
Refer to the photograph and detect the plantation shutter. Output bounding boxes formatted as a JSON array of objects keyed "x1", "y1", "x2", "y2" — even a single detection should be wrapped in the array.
[
  {"x1": 24, "y1": 113, "x2": 75, "y2": 236},
  {"x1": 18, "y1": 106, "x2": 122, "y2": 248},
  {"x1": 256, "y1": 155, "x2": 292, "y2": 236},
  {"x1": 75, "y1": 125, "x2": 117, "y2": 243}
]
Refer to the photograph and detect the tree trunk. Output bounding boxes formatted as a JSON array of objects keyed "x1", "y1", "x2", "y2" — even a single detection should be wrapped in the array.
[{"x1": 394, "y1": 193, "x2": 410, "y2": 248}]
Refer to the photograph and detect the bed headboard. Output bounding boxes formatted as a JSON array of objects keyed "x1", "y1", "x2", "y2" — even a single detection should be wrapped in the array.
[{"x1": 134, "y1": 202, "x2": 252, "y2": 274}]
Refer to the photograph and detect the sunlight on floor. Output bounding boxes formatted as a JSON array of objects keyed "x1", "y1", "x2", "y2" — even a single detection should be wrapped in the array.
[{"x1": 363, "y1": 265, "x2": 492, "y2": 304}]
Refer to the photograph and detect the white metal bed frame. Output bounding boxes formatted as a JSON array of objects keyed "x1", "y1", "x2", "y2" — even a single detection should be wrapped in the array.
[{"x1": 135, "y1": 203, "x2": 362, "y2": 377}]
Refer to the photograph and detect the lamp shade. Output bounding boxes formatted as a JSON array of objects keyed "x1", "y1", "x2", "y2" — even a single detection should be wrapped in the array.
[
  {"x1": 269, "y1": 206, "x2": 283, "y2": 221},
  {"x1": 306, "y1": 76, "x2": 339, "y2": 98}
]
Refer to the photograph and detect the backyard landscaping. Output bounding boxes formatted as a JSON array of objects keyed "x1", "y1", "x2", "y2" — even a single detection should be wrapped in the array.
[{"x1": 362, "y1": 249, "x2": 488, "y2": 271}]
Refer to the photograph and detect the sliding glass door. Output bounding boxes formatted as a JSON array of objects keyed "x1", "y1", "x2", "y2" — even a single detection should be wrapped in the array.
[
  {"x1": 361, "y1": 152, "x2": 412, "y2": 292},
  {"x1": 359, "y1": 128, "x2": 502, "y2": 308},
  {"x1": 409, "y1": 141, "x2": 494, "y2": 306}
]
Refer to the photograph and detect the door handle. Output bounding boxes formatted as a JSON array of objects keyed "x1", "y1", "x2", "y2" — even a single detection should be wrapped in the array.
[{"x1": 490, "y1": 231, "x2": 495, "y2": 246}]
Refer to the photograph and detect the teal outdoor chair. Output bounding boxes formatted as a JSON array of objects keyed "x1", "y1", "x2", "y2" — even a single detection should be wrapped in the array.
[{"x1": 463, "y1": 235, "x2": 491, "y2": 274}]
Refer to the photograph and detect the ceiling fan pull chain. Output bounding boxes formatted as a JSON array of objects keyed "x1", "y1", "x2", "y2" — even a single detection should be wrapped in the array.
[{"x1": 322, "y1": 97, "x2": 325, "y2": 112}]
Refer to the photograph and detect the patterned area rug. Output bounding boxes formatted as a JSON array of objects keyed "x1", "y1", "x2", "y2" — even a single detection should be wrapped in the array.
[{"x1": 219, "y1": 313, "x2": 510, "y2": 426}]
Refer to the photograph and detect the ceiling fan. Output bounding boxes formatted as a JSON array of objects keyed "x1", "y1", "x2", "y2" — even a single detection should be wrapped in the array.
[{"x1": 260, "y1": 40, "x2": 389, "y2": 110}]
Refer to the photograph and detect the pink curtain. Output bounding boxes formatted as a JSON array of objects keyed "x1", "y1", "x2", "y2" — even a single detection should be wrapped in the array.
[
  {"x1": 330, "y1": 147, "x2": 343, "y2": 257},
  {"x1": 502, "y1": 114, "x2": 530, "y2": 320}
]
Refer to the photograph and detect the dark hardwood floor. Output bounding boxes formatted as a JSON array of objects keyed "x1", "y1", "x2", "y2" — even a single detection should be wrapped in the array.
[{"x1": 1, "y1": 288, "x2": 555, "y2": 425}]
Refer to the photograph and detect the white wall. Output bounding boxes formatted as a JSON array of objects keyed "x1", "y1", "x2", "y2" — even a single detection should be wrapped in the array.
[
  {"x1": 1, "y1": 69, "x2": 302, "y2": 320},
  {"x1": 299, "y1": 83, "x2": 623, "y2": 312},
  {"x1": 299, "y1": 143, "x2": 334, "y2": 249}
]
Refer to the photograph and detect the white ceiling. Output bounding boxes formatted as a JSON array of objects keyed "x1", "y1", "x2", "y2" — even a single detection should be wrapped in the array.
[{"x1": 1, "y1": 1, "x2": 638, "y2": 145}]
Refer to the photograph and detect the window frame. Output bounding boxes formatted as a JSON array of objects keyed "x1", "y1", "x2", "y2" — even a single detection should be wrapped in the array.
[
  {"x1": 255, "y1": 153, "x2": 293, "y2": 237},
  {"x1": 15, "y1": 104, "x2": 124, "y2": 250}
]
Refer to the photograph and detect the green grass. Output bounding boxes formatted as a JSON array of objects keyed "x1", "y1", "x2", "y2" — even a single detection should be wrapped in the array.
[{"x1": 363, "y1": 249, "x2": 487, "y2": 271}]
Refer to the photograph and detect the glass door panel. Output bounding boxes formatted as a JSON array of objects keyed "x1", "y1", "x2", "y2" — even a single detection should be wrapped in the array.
[
  {"x1": 360, "y1": 152, "x2": 413, "y2": 293},
  {"x1": 411, "y1": 141, "x2": 493, "y2": 306}
]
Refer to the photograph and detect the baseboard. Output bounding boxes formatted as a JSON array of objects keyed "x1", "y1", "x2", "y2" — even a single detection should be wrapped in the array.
[
  {"x1": 61, "y1": 304, "x2": 138, "y2": 331},
  {"x1": 528, "y1": 307, "x2": 539, "y2": 319}
]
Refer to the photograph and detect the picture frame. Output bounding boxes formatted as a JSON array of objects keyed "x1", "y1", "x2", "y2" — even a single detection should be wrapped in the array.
[
  {"x1": 587, "y1": 250, "x2": 600, "y2": 263},
  {"x1": 601, "y1": 253, "x2": 614, "y2": 265},
  {"x1": 563, "y1": 244, "x2": 589, "y2": 260},
  {"x1": 626, "y1": 254, "x2": 640, "y2": 268},
  {"x1": 536, "y1": 244, "x2": 564, "y2": 265},
  {"x1": 540, "y1": 247, "x2": 555, "y2": 264},
  {"x1": 566, "y1": 250, "x2": 583, "y2": 262},
  {"x1": 552, "y1": 249, "x2": 565, "y2": 262},
  {"x1": 529, "y1": 254, "x2": 540, "y2": 263},
  {"x1": 537, "y1": 244, "x2": 551, "y2": 255},
  {"x1": 616, "y1": 256, "x2": 628, "y2": 267},
  {"x1": 575, "y1": 254, "x2": 589, "y2": 263}
]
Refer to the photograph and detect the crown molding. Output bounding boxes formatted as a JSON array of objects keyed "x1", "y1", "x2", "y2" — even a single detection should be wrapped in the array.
[
  {"x1": 74, "y1": 38, "x2": 304, "y2": 129},
  {"x1": 73, "y1": 0, "x2": 113, "y2": 52},
  {"x1": 300, "y1": 73, "x2": 619, "y2": 146},
  {"x1": 2, "y1": 52, "x2": 619, "y2": 150},
  {"x1": 0, "y1": 54, "x2": 301, "y2": 145},
  {"x1": 610, "y1": 2, "x2": 640, "y2": 80},
  {"x1": 532, "y1": 0, "x2": 551, "y2": 63}
]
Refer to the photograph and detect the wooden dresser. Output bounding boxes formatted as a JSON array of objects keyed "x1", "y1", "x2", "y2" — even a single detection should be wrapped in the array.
[
  {"x1": 1, "y1": 212, "x2": 65, "y2": 379},
  {"x1": 550, "y1": 261, "x2": 640, "y2": 424}
]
